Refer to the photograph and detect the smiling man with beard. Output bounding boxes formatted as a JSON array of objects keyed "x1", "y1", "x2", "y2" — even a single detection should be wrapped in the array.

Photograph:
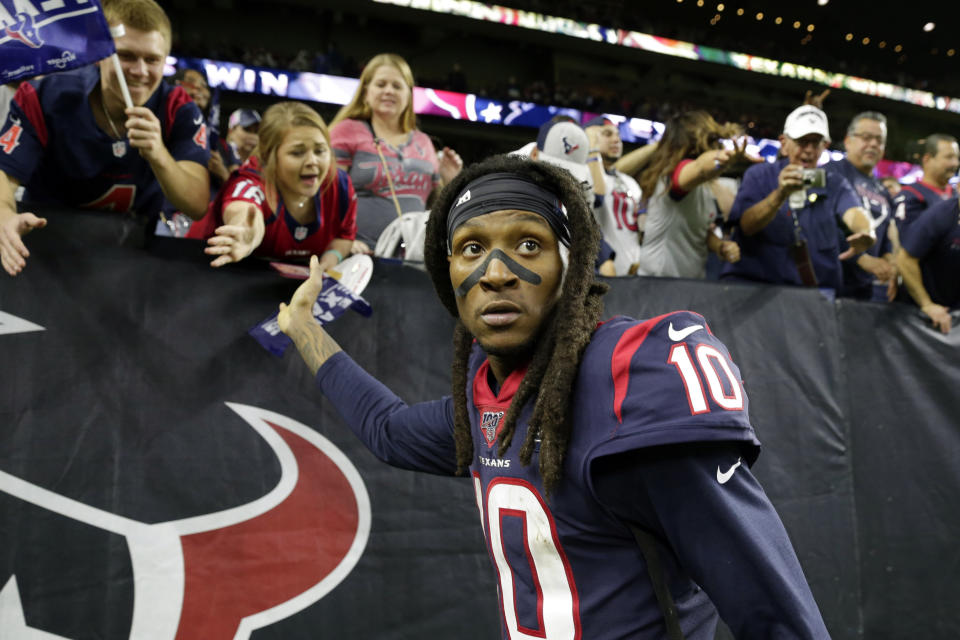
[{"x1": 277, "y1": 154, "x2": 830, "y2": 639}]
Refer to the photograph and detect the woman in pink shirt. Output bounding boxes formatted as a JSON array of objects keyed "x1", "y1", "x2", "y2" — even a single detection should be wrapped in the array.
[{"x1": 330, "y1": 53, "x2": 462, "y2": 248}]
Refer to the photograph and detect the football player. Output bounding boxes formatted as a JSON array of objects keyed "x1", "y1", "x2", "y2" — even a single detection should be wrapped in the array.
[{"x1": 278, "y1": 154, "x2": 830, "y2": 638}]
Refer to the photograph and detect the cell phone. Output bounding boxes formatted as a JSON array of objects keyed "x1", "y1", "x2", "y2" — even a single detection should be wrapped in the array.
[{"x1": 802, "y1": 168, "x2": 826, "y2": 188}]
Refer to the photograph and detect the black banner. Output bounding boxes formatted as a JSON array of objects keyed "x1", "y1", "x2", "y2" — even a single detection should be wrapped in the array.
[{"x1": 1, "y1": 209, "x2": 958, "y2": 638}]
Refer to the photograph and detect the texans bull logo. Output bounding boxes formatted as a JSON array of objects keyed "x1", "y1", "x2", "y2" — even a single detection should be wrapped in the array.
[
  {"x1": 5, "y1": 12, "x2": 44, "y2": 49},
  {"x1": 0, "y1": 403, "x2": 371, "y2": 638}
]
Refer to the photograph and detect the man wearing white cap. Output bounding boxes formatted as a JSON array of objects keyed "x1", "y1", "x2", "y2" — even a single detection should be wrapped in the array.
[
  {"x1": 720, "y1": 105, "x2": 874, "y2": 292},
  {"x1": 524, "y1": 117, "x2": 616, "y2": 275}
]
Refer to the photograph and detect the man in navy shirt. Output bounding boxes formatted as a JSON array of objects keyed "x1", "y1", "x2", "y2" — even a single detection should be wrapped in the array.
[
  {"x1": 898, "y1": 197, "x2": 960, "y2": 334},
  {"x1": 893, "y1": 134, "x2": 958, "y2": 233},
  {"x1": 277, "y1": 155, "x2": 830, "y2": 639},
  {"x1": 721, "y1": 105, "x2": 874, "y2": 291},
  {"x1": 0, "y1": 0, "x2": 210, "y2": 276},
  {"x1": 826, "y1": 111, "x2": 896, "y2": 301}
]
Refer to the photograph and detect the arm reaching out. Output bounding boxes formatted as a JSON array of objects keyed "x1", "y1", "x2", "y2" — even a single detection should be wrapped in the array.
[
  {"x1": 0, "y1": 170, "x2": 46, "y2": 276},
  {"x1": 839, "y1": 206, "x2": 876, "y2": 260},
  {"x1": 614, "y1": 141, "x2": 658, "y2": 178},
  {"x1": 204, "y1": 201, "x2": 265, "y2": 267},
  {"x1": 676, "y1": 136, "x2": 748, "y2": 194},
  {"x1": 278, "y1": 255, "x2": 344, "y2": 374}
]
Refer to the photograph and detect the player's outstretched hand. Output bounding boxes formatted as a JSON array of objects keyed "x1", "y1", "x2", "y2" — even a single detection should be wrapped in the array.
[
  {"x1": 278, "y1": 255, "x2": 343, "y2": 373},
  {"x1": 0, "y1": 212, "x2": 47, "y2": 276},
  {"x1": 278, "y1": 253, "x2": 324, "y2": 339}
]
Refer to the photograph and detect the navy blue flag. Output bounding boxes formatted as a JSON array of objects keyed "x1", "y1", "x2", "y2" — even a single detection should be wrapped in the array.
[{"x1": 0, "y1": 0, "x2": 115, "y2": 83}]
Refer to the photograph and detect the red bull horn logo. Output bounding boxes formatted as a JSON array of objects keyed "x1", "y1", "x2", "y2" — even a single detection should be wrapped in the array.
[{"x1": 0, "y1": 403, "x2": 371, "y2": 638}]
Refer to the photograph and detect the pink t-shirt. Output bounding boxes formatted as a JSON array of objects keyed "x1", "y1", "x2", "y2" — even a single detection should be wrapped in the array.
[{"x1": 330, "y1": 118, "x2": 439, "y2": 244}]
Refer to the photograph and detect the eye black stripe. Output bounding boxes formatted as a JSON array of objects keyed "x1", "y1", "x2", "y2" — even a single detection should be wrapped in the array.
[{"x1": 454, "y1": 248, "x2": 542, "y2": 297}]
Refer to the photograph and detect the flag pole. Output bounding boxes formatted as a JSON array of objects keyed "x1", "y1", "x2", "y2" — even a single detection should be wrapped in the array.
[{"x1": 108, "y1": 24, "x2": 134, "y2": 109}]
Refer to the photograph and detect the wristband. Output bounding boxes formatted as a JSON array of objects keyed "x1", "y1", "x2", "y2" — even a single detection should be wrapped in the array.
[{"x1": 323, "y1": 248, "x2": 344, "y2": 264}]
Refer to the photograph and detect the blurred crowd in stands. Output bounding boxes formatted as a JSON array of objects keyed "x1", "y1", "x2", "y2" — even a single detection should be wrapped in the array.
[
  {"x1": 2, "y1": 0, "x2": 958, "y2": 337},
  {"x1": 172, "y1": 25, "x2": 778, "y2": 143},
  {"x1": 163, "y1": 1, "x2": 955, "y2": 150},
  {"x1": 499, "y1": 0, "x2": 955, "y2": 97}
]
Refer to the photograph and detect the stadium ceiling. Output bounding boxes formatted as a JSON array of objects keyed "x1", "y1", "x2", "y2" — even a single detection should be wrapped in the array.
[{"x1": 496, "y1": 0, "x2": 957, "y2": 92}]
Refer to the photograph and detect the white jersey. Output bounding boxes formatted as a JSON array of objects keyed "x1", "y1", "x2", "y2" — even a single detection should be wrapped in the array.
[
  {"x1": 593, "y1": 169, "x2": 643, "y2": 275},
  {"x1": 635, "y1": 176, "x2": 717, "y2": 279}
]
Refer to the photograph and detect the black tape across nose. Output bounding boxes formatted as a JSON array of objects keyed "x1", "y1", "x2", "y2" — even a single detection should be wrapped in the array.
[{"x1": 455, "y1": 249, "x2": 542, "y2": 297}]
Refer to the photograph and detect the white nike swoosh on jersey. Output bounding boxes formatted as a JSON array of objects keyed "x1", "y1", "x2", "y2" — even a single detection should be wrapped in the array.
[
  {"x1": 194, "y1": 115, "x2": 203, "y2": 125},
  {"x1": 716, "y1": 458, "x2": 742, "y2": 484},
  {"x1": 668, "y1": 322, "x2": 703, "y2": 342}
]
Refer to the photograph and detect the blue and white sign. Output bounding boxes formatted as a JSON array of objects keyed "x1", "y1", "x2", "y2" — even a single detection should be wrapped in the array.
[{"x1": 0, "y1": 0, "x2": 115, "y2": 83}]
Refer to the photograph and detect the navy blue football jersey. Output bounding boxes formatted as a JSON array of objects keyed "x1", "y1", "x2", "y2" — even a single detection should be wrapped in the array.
[
  {"x1": 893, "y1": 180, "x2": 955, "y2": 234},
  {"x1": 0, "y1": 66, "x2": 209, "y2": 216},
  {"x1": 826, "y1": 158, "x2": 893, "y2": 299},
  {"x1": 901, "y1": 196, "x2": 960, "y2": 308},
  {"x1": 317, "y1": 311, "x2": 827, "y2": 639}
]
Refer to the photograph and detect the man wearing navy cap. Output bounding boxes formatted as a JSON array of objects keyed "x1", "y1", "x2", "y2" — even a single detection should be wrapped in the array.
[
  {"x1": 225, "y1": 108, "x2": 261, "y2": 165},
  {"x1": 720, "y1": 105, "x2": 874, "y2": 291}
]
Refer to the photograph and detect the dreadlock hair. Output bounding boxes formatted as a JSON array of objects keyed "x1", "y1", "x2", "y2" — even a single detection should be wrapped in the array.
[
  {"x1": 638, "y1": 110, "x2": 742, "y2": 200},
  {"x1": 423, "y1": 154, "x2": 609, "y2": 494}
]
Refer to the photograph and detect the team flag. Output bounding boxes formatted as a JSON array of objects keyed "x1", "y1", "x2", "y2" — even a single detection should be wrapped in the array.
[{"x1": 0, "y1": 0, "x2": 116, "y2": 84}]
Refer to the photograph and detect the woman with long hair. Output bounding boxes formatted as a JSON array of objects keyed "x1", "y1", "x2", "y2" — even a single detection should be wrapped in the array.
[
  {"x1": 330, "y1": 53, "x2": 462, "y2": 248},
  {"x1": 635, "y1": 110, "x2": 746, "y2": 278},
  {"x1": 188, "y1": 101, "x2": 356, "y2": 273}
]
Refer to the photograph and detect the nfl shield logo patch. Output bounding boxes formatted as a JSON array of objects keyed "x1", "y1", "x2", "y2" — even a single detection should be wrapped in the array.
[
  {"x1": 112, "y1": 140, "x2": 127, "y2": 157},
  {"x1": 480, "y1": 411, "x2": 504, "y2": 447},
  {"x1": 294, "y1": 226, "x2": 308, "y2": 241}
]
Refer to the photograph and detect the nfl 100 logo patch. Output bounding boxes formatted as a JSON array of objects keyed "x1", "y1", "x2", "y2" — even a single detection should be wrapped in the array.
[{"x1": 480, "y1": 411, "x2": 504, "y2": 447}]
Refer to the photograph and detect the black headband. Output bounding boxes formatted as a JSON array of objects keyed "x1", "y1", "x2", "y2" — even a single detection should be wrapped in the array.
[{"x1": 446, "y1": 172, "x2": 571, "y2": 251}]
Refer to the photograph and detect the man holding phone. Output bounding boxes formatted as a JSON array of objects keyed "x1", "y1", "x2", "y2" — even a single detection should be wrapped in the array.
[{"x1": 720, "y1": 105, "x2": 874, "y2": 292}]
